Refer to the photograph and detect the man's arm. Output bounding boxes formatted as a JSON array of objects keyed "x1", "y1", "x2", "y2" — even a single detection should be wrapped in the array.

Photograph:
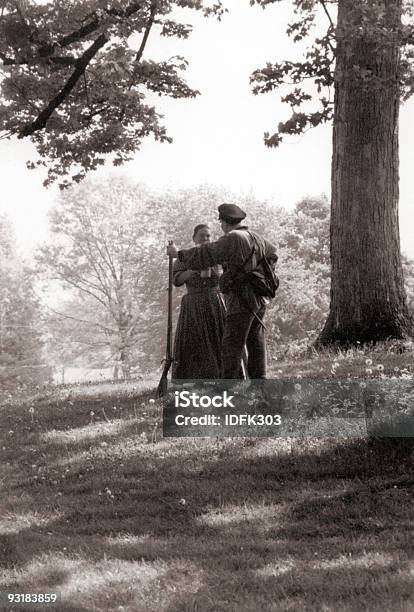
[
  {"x1": 177, "y1": 234, "x2": 235, "y2": 270},
  {"x1": 172, "y1": 259, "x2": 195, "y2": 287}
]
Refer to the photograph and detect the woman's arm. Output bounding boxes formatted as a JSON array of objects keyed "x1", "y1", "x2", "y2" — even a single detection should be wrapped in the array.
[{"x1": 174, "y1": 269, "x2": 196, "y2": 285}]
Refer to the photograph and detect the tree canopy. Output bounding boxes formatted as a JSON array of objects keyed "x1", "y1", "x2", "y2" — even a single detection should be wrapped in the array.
[
  {"x1": 0, "y1": 0, "x2": 224, "y2": 187},
  {"x1": 250, "y1": 0, "x2": 414, "y2": 147}
]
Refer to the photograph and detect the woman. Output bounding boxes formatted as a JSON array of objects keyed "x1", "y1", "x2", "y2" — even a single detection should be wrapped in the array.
[{"x1": 172, "y1": 224, "x2": 226, "y2": 379}]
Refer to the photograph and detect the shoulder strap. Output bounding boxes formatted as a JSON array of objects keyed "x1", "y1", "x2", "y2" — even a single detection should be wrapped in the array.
[
  {"x1": 231, "y1": 228, "x2": 256, "y2": 268},
  {"x1": 242, "y1": 244, "x2": 255, "y2": 267},
  {"x1": 245, "y1": 230, "x2": 265, "y2": 267}
]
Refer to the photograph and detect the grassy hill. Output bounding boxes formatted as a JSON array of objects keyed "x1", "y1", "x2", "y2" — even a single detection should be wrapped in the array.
[{"x1": 0, "y1": 350, "x2": 413, "y2": 611}]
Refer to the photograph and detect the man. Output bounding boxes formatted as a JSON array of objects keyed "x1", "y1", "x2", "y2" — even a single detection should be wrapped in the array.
[{"x1": 167, "y1": 203, "x2": 277, "y2": 379}]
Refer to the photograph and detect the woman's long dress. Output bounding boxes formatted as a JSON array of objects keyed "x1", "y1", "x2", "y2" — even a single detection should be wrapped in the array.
[{"x1": 172, "y1": 262, "x2": 226, "y2": 379}]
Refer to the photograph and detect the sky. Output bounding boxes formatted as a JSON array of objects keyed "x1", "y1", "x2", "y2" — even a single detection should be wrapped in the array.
[{"x1": 1, "y1": 0, "x2": 414, "y2": 258}]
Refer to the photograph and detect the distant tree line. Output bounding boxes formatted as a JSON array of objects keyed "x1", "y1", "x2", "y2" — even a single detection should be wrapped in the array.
[
  {"x1": 35, "y1": 178, "x2": 414, "y2": 375},
  {"x1": 2, "y1": 178, "x2": 414, "y2": 386},
  {"x1": 0, "y1": 214, "x2": 48, "y2": 390}
]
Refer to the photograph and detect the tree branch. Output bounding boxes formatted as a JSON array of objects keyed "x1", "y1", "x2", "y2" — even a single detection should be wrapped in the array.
[
  {"x1": 81, "y1": 105, "x2": 111, "y2": 122},
  {"x1": 0, "y1": 52, "x2": 76, "y2": 66},
  {"x1": 64, "y1": 272, "x2": 108, "y2": 297},
  {"x1": 80, "y1": 209, "x2": 120, "y2": 282},
  {"x1": 118, "y1": 2, "x2": 158, "y2": 121},
  {"x1": 83, "y1": 71, "x2": 90, "y2": 107},
  {"x1": 317, "y1": 1, "x2": 335, "y2": 54},
  {"x1": 135, "y1": 1, "x2": 157, "y2": 63},
  {"x1": 14, "y1": 1, "x2": 147, "y2": 137},
  {"x1": 35, "y1": 1, "x2": 145, "y2": 55},
  {"x1": 70, "y1": 236, "x2": 113, "y2": 300},
  {"x1": 49, "y1": 272, "x2": 108, "y2": 308},
  {"x1": 4, "y1": 75, "x2": 40, "y2": 112},
  {"x1": 46, "y1": 304, "x2": 116, "y2": 334},
  {"x1": 318, "y1": 0, "x2": 334, "y2": 29},
  {"x1": 18, "y1": 34, "x2": 108, "y2": 138},
  {"x1": 64, "y1": 339, "x2": 111, "y2": 348},
  {"x1": 13, "y1": 0, "x2": 27, "y2": 26}
]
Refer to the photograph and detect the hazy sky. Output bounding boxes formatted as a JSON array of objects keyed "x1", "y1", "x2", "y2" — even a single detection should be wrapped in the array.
[{"x1": 1, "y1": 1, "x2": 414, "y2": 258}]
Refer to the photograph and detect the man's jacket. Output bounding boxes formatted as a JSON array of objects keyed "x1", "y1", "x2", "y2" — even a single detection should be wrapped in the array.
[{"x1": 177, "y1": 226, "x2": 277, "y2": 315}]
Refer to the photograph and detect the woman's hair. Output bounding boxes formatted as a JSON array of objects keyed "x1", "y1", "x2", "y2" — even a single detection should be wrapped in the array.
[{"x1": 192, "y1": 224, "x2": 209, "y2": 240}]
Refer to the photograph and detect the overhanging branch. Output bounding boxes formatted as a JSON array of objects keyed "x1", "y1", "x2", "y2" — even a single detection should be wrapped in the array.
[
  {"x1": 119, "y1": 1, "x2": 158, "y2": 121},
  {"x1": 0, "y1": 52, "x2": 76, "y2": 66},
  {"x1": 1, "y1": 2, "x2": 146, "y2": 68},
  {"x1": 37, "y1": 1, "x2": 145, "y2": 54},
  {"x1": 135, "y1": 1, "x2": 157, "y2": 63},
  {"x1": 318, "y1": 0, "x2": 335, "y2": 54},
  {"x1": 18, "y1": 34, "x2": 108, "y2": 138},
  {"x1": 318, "y1": 0, "x2": 334, "y2": 29}
]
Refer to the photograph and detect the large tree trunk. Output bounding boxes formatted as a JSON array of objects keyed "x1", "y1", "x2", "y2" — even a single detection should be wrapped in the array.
[{"x1": 318, "y1": 0, "x2": 413, "y2": 345}]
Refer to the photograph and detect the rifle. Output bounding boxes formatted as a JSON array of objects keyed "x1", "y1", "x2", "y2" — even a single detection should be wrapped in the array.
[{"x1": 156, "y1": 242, "x2": 174, "y2": 397}]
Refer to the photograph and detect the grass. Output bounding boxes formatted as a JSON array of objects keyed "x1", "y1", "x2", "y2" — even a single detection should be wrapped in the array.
[
  {"x1": 0, "y1": 354, "x2": 414, "y2": 612},
  {"x1": 268, "y1": 339, "x2": 414, "y2": 379}
]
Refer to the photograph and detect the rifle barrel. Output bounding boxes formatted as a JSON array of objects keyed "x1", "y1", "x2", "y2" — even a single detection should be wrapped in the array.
[
  {"x1": 166, "y1": 255, "x2": 173, "y2": 357},
  {"x1": 156, "y1": 253, "x2": 174, "y2": 397}
]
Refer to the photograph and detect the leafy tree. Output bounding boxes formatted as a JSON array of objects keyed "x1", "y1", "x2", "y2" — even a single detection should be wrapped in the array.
[
  {"x1": 0, "y1": 215, "x2": 46, "y2": 389},
  {"x1": 251, "y1": 0, "x2": 414, "y2": 345},
  {"x1": 267, "y1": 195, "x2": 330, "y2": 357},
  {"x1": 44, "y1": 296, "x2": 113, "y2": 368},
  {"x1": 279, "y1": 195, "x2": 330, "y2": 269},
  {"x1": 37, "y1": 177, "x2": 161, "y2": 377},
  {"x1": 0, "y1": 0, "x2": 224, "y2": 187}
]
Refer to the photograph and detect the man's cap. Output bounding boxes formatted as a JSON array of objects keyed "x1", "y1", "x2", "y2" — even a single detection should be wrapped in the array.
[{"x1": 218, "y1": 203, "x2": 246, "y2": 222}]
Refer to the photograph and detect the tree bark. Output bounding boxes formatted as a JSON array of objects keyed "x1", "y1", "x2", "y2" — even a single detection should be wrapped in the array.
[
  {"x1": 318, "y1": 0, "x2": 413, "y2": 346},
  {"x1": 120, "y1": 347, "x2": 131, "y2": 380}
]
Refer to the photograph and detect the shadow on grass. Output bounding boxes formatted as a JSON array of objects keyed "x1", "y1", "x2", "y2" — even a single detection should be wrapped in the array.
[{"x1": 0, "y1": 388, "x2": 413, "y2": 611}]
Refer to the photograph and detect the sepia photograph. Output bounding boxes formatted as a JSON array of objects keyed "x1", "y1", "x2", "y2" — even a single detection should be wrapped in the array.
[{"x1": 0, "y1": 0, "x2": 414, "y2": 610}]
